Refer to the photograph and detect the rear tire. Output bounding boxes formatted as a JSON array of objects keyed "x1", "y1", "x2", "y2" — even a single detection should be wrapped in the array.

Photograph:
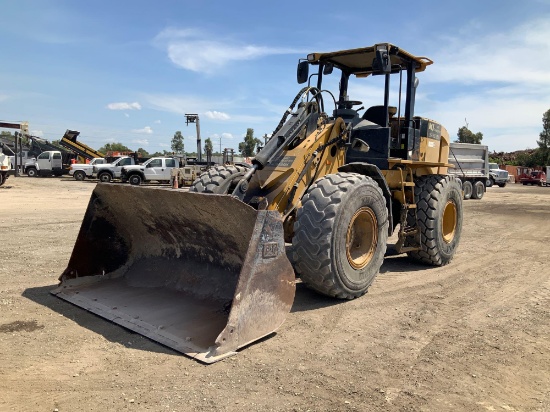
[
  {"x1": 471, "y1": 181, "x2": 485, "y2": 200},
  {"x1": 74, "y1": 171, "x2": 86, "y2": 181},
  {"x1": 128, "y1": 174, "x2": 142, "y2": 185},
  {"x1": 0, "y1": 174, "x2": 4, "y2": 186},
  {"x1": 98, "y1": 172, "x2": 112, "y2": 183},
  {"x1": 190, "y1": 165, "x2": 247, "y2": 194},
  {"x1": 407, "y1": 175, "x2": 463, "y2": 266},
  {"x1": 462, "y1": 180, "x2": 473, "y2": 200},
  {"x1": 291, "y1": 173, "x2": 388, "y2": 299}
]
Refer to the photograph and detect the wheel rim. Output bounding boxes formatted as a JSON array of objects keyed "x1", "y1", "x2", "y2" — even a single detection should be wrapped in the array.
[
  {"x1": 442, "y1": 201, "x2": 457, "y2": 243},
  {"x1": 346, "y1": 207, "x2": 377, "y2": 269}
]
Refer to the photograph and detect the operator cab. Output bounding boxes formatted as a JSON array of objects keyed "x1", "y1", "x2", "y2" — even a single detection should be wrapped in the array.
[{"x1": 297, "y1": 43, "x2": 434, "y2": 169}]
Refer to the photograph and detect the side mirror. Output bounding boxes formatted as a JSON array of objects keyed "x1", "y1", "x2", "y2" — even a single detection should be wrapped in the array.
[
  {"x1": 297, "y1": 61, "x2": 309, "y2": 84},
  {"x1": 351, "y1": 138, "x2": 370, "y2": 152},
  {"x1": 323, "y1": 63, "x2": 334, "y2": 75},
  {"x1": 414, "y1": 77, "x2": 419, "y2": 88},
  {"x1": 375, "y1": 46, "x2": 391, "y2": 74}
]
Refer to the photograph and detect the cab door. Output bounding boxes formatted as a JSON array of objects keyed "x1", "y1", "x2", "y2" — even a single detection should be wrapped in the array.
[
  {"x1": 37, "y1": 152, "x2": 52, "y2": 172},
  {"x1": 144, "y1": 158, "x2": 163, "y2": 181},
  {"x1": 164, "y1": 158, "x2": 177, "y2": 180},
  {"x1": 52, "y1": 152, "x2": 63, "y2": 171}
]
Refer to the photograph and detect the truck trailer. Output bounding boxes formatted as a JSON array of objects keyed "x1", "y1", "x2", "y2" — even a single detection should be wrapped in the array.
[{"x1": 448, "y1": 142, "x2": 489, "y2": 200}]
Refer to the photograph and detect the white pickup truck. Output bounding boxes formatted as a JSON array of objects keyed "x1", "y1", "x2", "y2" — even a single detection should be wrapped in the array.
[
  {"x1": 24, "y1": 150, "x2": 64, "y2": 177},
  {"x1": 0, "y1": 147, "x2": 11, "y2": 186},
  {"x1": 120, "y1": 157, "x2": 179, "y2": 185},
  {"x1": 69, "y1": 158, "x2": 107, "y2": 181},
  {"x1": 93, "y1": 156, "x2": 137, "y2": 182}
]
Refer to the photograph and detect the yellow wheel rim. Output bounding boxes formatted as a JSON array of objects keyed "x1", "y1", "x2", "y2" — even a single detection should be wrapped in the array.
[
  {"x1": 442, "y1": 200, "x2": 457, "y2": 243},
  {"x1": 346, "y1": 207, "x2": 377, "y2": 269}
]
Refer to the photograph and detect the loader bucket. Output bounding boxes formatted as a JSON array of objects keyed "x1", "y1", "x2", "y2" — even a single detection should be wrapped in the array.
[{"x1": 51, "y1": 184, "x2": 295, "y2": 363}]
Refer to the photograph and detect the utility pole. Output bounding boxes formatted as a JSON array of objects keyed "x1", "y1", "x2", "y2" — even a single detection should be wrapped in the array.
[{"x1": 185, "y1": 114, "x2": 201, "y2": 162}]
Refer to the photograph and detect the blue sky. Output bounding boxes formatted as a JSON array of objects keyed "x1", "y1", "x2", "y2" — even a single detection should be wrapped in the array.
[{"x1": 1, "y1": 0, "x2": 549, "y2": 154}]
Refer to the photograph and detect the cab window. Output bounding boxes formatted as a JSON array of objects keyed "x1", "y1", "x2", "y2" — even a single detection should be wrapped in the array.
[
  {"x1": 147, "y1": 159, "x2": 163, "y2": 168},
  {"x1": 119, "y1": 158, "x2": 132, "y2": 166},
  {"x1": 37, "y1": 152, "x2": 50, "y2": 160},
  {"x1": 165, "y1": 158, "x2": 176, "y2": 167},
  {"x1": 53, "y1": 153, "x2": 62, "y2": 160}
]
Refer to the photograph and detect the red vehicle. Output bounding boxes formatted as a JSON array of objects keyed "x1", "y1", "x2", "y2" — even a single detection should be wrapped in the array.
[{"x1": 519, "y1": 169, "x2": 547, "y2": 186}]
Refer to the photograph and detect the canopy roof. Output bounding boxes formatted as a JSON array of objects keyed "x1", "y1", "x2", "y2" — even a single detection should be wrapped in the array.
[{"x1": 306, "y1": 43, "x2": 433, "y2": 75}]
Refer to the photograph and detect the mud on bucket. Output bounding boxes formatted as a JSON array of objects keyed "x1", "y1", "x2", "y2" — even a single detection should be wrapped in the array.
[{"x1": 52, "y1": 184, "x2": 295, "y2": 363}]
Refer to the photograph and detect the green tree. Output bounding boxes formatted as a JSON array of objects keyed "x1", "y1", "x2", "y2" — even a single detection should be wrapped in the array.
[
  {"x1": 204, "y1": 137, "x2": 213, "y2": 155},
  {"x1": 137, "y1": 147, "x2": 150, "y2": 157},
  {"x1": 171, "y1": 131, "x2": 184, "y2": 153},
  {"x1": 238, "y1": 128, "x2": 261, "y2": 157},
  {"x1": 456, "y1": 126, "x2": 483, "y2": 144},
  {"x1": 98, "y1": 142, "x2": 132, "y2": 153},
  {"x1": 536, "y1": 109, "x2": 550, "y2": 165}
]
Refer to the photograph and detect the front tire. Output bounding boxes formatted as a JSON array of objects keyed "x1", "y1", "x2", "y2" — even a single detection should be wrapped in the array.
[
  {"x1": 498, "y1": 182, "x2": 507, "y2": 187},
  {"x1": 291, "y1": 173, "x2": 389, "y2": 299},
  {"x1": 486, "y1": 178, "x2": 494, "y2": 188},
  {"x1": 74, "y1": 171, "x2": 86, "y2": 181},
  {"x1": 407, "y1": 175, "x2": 463, "y2": 266},
  {"x1": 27, "y1": 168, "x2": 37, "y2": 178},
  {"x1": 98, "y1": 172, "x2": 112, "y2": 183},
  {"x1": 128, "y1": 174, "x2": 142, "y2": 185},
  {"x1": 190, "y1": 165, "x2": 247, "y2": 193}
]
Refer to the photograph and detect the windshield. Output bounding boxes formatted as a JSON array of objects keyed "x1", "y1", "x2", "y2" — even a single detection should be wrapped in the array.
[{"x1": 489, "y1": 163, "x2": 498, "y2": 170}]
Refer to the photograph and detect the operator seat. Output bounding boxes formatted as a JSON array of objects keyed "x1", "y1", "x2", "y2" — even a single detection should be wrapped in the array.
[{"x1": 362, "y1": 105, "x2": 397, "y2": 126}]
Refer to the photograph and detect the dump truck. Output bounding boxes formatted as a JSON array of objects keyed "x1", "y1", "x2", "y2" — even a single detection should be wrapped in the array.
[
  {"x1": 53, "y1": 43, "x2": 463, "y2": 363},
  {"x1": 59, "y1": 129, "x2": 105, "y2": 162},
  {"x1": 448, "y1": 142, "x2": 489, "y2": 200}
]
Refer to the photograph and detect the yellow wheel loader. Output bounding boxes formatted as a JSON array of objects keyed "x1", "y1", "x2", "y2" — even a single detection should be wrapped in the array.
[{"x1": 53, "y1": 43, "x2": 463, "y2": 363}]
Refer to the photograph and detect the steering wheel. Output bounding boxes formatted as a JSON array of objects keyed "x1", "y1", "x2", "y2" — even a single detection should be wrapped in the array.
[{"x1": 336, "y1": 100, "x2": 362, "y2": 110}]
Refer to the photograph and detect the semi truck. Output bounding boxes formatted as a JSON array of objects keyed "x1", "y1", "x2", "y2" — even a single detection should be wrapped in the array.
[
  {"x1": 487, "y1": 163, "x2": 509, "y2": 187},
  {"x1": 448, "y1": 142, "x2": 489, "y2": 200}
]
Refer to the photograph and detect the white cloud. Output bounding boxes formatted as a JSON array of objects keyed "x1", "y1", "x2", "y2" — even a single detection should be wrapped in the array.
[
  {"x1": 155, "y1": 28, "x2": 302, "y2": 73},
  {"x1": 124, "y1": 113, "x2": 130, "y2": 118},
  {"x1": 132, "y1": 139, "x2": 149, "y2": 145},
  {"x1": 429, "y1": 18, "x2": 550, "y2": 86},
  {"x1": 415, "y1": 16, "x2": 550, "y2": 151},
  {"x1": 205, "y1": 111, "x2": 230, "y2": 120},
  {"x1": 154, "y1": 120, "x2": 161, "y2": 124},
  {"x1": 132, "y1": 126, "x2": 153, "y2": 134},
  {"x1": 159, "y1": 143, "x2": 169, "y2": 147},
  {"x1": 106, "y1": 102, "x2": 142, "y2": 111},
  {"x1": 31, "y1": 130, "x2": 43, "y2": 137},
  {"x1": 0, "y1": 94, "x2": 9, "y2": 102}
]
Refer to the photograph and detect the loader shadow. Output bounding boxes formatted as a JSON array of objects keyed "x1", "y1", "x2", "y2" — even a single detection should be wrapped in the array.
[
  {"x1": 22, "y1": 285, "x2": 179, "y2": 356},
  {"x1": 379, "y1": 243, "x2": 433, "y2": 274},
  {"x1": 290, "y1": 243, "x2": 434, "y2": 313}
]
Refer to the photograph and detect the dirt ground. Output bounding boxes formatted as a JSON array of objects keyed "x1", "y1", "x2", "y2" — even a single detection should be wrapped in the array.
[{"x1": 0, "y1": 176, "x2": 548, "y2": 412}]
